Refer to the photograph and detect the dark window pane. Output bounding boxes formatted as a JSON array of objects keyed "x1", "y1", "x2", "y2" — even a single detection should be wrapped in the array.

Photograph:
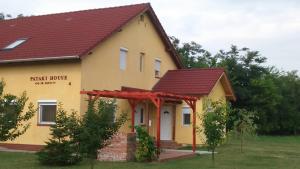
[
  {"x1": 140, "y1": 108, "x2": 144, "y2": 123},
  {"x1": 183, "y1": 114, "x2": 190, "y2": 125},
  {"x1": 41, "y1": 105, "x2": 56, "y2": 123}
]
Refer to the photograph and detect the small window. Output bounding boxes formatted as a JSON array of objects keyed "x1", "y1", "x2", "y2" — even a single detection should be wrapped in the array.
[
  {"x1": 139, "y1": 53, "x2": 145, "y2": 72},
  {"x1": 120, "y1": 47, "x2": 128, "y2": 70},
  {"x1": 182, "y1": 107, "x2": 191, "y2": 126},
  {"x1": 140, "y1": 108, "x2": 144, "y2": 124},
  {"x1": 154, "y1": 59, "x2": 161, "y2": 78},
  {"x1": 38, "y1": 100, "x2": 57, "y2": 125},
  {"x1": 3, "y1": 38, "x2": 27, "y2": 50}
]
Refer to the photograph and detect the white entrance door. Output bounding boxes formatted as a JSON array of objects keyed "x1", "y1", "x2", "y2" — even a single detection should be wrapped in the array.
[{"x1": 160, "y1": 106, "x2": 173, "y2": 140}]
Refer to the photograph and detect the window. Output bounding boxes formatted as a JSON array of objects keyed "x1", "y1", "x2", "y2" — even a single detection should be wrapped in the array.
[
  {"x1": 119, "y1": 47, "x2": 128, "y2": 70},
  {"x1": 38, "y1": 100, "x2": 57, "y2": 125},
  {"x1": 154, "y1": 59, "x2": 161, "y2": 78},
  {"x1": 182, "y1": 107, "x2": 191, "y2": 126},
  {"x1": 140, "y1": 108, "x2": 144, "y2": 124},
  {"x1": 3, "y1": 38, "x2": 27, "y2": 50},
  {"x1": 139, "y1": 53, "x2": 145, "y2": 72}
]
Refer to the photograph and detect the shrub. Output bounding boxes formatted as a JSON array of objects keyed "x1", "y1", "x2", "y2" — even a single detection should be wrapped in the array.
[
  {"x1": 135, "y1": 126, "x2": 157, "y2": 162},
  {"x1": 37, "y1": 104, "x2": 82, "y2": 166},
  {"x1": 0, "y1": 79, "x2": 35, "y2": 141}
]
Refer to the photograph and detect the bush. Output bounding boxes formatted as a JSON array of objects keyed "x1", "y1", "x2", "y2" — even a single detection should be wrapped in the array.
[
  {"x1": 78, "y1": 99, "x2": 127, "y2": 169},
  {"x1": 135, "y1": 126, "x2": 157, "y2": 162},
  {"x1": 37, "y1": 104, "x2": 82, "y2": 166}
]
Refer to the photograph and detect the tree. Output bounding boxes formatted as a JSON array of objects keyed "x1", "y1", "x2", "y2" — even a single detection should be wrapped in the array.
[
  {"x1": 37, "y1": 104, "x2": 82, "y2": 166},
  {"x1": 169, "y1": 37, "x2": 293, "y2": 135},
  {"x1": 199, "y1": 100, "x2": 227, "y2": 163},
  {"x1": 274, "y1": 71, "x2": 300, "y2": 134},
  {"x1": 232, "y1": 108, "x2": 256, "y2": 152},
  {"x1": 0, "y1": 80, "x2": 35, "y2": 141},
  {"x1": 78, "y1": 99, "x2": 127, "y2": 169},
  {"x1": 0, "y1": 13, "x2": 4, "y2": 20},
  {"x1": 0, "y1": 13, "x2": 26, "y2": 20},
  {"x1": 169, "y1": 36, "x2": 214, "y2": 68}
]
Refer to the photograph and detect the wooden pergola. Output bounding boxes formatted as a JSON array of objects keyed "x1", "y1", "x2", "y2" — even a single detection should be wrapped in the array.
[{"x1": 80, "y1": 90, "x2": 198, "y2": 153}]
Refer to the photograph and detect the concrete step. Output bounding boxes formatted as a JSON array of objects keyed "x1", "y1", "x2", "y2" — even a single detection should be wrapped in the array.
[{"x1": 160, "y1": 140, "x2": 182, "y2": 149}]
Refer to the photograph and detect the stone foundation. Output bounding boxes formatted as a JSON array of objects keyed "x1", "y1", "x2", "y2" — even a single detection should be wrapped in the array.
[{"x1": 97, "y1": 132, "x2": 136, "y2": 161}]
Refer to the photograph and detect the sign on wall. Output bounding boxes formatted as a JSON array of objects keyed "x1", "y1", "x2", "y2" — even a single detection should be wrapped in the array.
[{"x1": 30, "y1": 75, "x2": 68, "y2": 85}]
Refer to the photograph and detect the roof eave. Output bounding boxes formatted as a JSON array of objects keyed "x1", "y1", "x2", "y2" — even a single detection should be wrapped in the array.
[{"x1": 0, "y1": 55, "x2": 80, "y2": 63}]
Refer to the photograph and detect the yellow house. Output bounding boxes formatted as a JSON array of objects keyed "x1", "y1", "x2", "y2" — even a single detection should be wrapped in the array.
[{"x1": 0, "y1": 3, "x2": 235, "y2": 157}]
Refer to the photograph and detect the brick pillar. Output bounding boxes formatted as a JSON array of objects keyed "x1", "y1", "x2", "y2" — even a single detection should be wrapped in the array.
[{"x1": 97, "y1": 132, "x2": 136, "y2": 161}]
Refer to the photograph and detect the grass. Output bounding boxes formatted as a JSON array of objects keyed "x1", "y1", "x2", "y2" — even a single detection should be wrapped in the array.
[{"x1": 1, "y1": 136, "x2": 300, "y2": 169}]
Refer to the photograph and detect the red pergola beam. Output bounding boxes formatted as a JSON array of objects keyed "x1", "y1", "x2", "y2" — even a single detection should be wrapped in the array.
[{"x1": 80, "y1": 90, "x2": 197, "y2": 102}]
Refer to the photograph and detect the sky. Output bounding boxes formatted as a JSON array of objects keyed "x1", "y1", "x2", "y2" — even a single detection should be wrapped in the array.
[{"x1": 1, "y1": 0, "x2": 300, "y2": 71}]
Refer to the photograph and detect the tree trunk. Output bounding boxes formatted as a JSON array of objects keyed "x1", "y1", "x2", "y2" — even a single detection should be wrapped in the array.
[
  {"x1": 241, "y1": 130, "x2": 243, "y2": 153},
  {"x1": 90, "y1": 158, "x2": 94, "y2": 169},
  {"x1": 212, "y1": 149, "x2": 215, "y2": 166}
]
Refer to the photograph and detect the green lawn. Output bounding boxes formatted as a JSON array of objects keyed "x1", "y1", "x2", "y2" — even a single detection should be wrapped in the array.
[{"x1": 1, "y1": 136, "x2": 300, "y2": 169}]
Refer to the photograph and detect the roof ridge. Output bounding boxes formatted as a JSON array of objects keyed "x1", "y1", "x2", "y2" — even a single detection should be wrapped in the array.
[
  {"x1": 0, "y1": 3, "x2": 150, "y2": 22},
  {"x1": 169, "y1": 68, "x2": 225, "y2": 72}
]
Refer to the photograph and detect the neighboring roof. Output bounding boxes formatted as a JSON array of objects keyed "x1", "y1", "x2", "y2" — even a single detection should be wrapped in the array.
[
  {"x1": 121, "y1": 86, "x2": 150, "y2": 92},
  {"x1": 0, "y1": 3, "x2": 182, "y2": 67},
  {"x1": 153, "y1": 68, "x2": 236, "y2": 100}
]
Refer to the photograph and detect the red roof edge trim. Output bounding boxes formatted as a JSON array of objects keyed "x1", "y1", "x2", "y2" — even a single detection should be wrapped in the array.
[
  {"x1": 206, "y1": 70, "x2": 225, "y2": 95},
  {"x1": 221, "y1": 72, "x2": 236, "y2": 101},
  {"x1": 146, "y1": 6, "x2": 183, "y2": 68},
  {"x1": 78, "y1": 4, "x2": 150, "y2": 59},
  {"x1": 79, "y1": 3, "x2": 183, "y2": 69}
]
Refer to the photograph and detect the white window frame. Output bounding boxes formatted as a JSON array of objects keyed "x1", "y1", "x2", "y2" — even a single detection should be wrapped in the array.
[
  {"x1": 3, "y1": 38, "x2": 27, "y2": 50},
  {"x1": 119, "y1": 47, "x2": 128, "y2": 70},
  {"x1": 38, "y1": 100, "x2": 57, "y2": 125},
  {"x1": 154, "y1": 58, "x2": 161, "y2": 78},
  {"x1": 182, "y1": 107, "x2": 191, "y2": 126}
]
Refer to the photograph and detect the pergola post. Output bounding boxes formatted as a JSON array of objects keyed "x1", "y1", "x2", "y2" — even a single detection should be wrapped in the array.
[
  {"x1": 192, "y1": 102, "x2": 196, "y2": 153},
  {"x1": 156, "y1": 98, "x2": 161, "y2": 154},
  {"x1": 184, "y1": 99, "x2": 197, "y2": 153},
  {"x1": 128, "y1": 100, "x2": 138, "y2": 133}
]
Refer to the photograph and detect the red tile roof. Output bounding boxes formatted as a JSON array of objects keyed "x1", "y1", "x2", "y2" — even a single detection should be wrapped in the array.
[
  {"x1": 153, "y1": 68, "x2": 235, "y2": 100},
  {"x1": 0, "y1": 3, "x2": 182, "y2": 67}
]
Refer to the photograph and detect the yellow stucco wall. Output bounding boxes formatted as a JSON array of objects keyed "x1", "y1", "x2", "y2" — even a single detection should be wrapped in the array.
[
  {"x1": 80, "y1": 13, "x2": 178, "y2": 132},
  {"x1": 174, "y1": 80, "x2": 227, "y2": 145},
  {"x1": 0, "y1": 11, "x2": 178, "y2": 146},
  {"x1": 0, "y1": 61, "x2": 81, "y2": 145}
]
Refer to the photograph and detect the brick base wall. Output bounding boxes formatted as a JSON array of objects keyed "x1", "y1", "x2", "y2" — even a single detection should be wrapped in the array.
[
  {"x1": 97, "y1": 132, "x2": 136, "y2": 161},
  {"x1": 0, "y1": 143, "x2": 44, "y2": 151}
]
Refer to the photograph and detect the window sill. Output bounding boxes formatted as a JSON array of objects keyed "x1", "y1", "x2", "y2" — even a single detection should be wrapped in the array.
[
  {"x1": 37, "y1": 123, "x2": 55, "y2": 126},
  {"x1": 182, "y1": 124, "x2": 191, "y2": 127}
]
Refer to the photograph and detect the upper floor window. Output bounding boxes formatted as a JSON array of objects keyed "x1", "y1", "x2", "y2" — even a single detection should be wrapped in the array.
[
  {"x1": 154, "y1": 59, "x2": 161, "y2": 78},
  {"x1": 2, "y1": 38, "x2": 27, "y2": 50},
  {"x1": 119, "y1": 47, "x2": 128, "y2": 70},
  {"x1": 38, "y1": 100, "x2": 57, "y2": 125},
  {"x1": 139, "y1": 53, "x2": 145, "y2": 72}
]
